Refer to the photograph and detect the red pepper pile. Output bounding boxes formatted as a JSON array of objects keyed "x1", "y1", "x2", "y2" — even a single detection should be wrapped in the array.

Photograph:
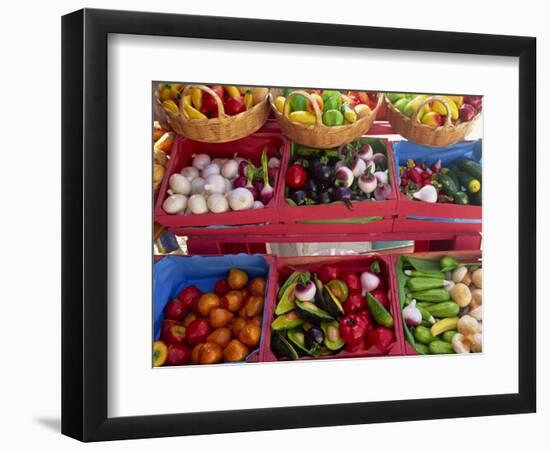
[{"x1": 400, "y1": 159, "x2": 442, "y2": 189}]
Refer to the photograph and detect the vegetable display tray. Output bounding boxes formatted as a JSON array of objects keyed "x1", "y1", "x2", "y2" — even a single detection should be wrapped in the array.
[
  {"x1": 259, "y1": 255, "x2": 405, "y2": 363},
  {"x1": 154, "y1": 132, "x2": 290, "y2": 227},
  {"x1": 391, "y1": 250, "x2": 482, "y2": 355},
  {"x1": 275, "y1": 138, "x2": 398, "y2": 232},
  {"x1": 153, "y1": 254, "x2": 276, "y2": 363},
  {"x1": 392, "y1": 140, "x2": 482, "y2": 233}
]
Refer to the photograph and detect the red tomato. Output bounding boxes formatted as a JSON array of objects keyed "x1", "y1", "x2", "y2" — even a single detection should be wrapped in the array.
[
  {"x1": 285, "y1": 164, "x2": 308, "y2": 189},
  {"x1": 343, "y1": 292, "x2": 365, "y2": 315},
  {"x1": 341, "y1": 271, "x2": 361, "y2": 293},
  {"x1": 317, "y1": 264, "x2": 340, "y2": 284}
]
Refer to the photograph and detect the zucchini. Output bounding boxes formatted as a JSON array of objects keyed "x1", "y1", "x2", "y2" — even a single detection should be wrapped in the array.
[
  {"x1": 441, "y1": 167, "x2": 460, "y2": 188},
  {"x1": 456, "y1": 158, "x2": 482, "y2": 182},
  {"x1": 406, "y1": 277, "x2": 449, "y2": 292},
  {"x1": 453, "y1": 191, "x2": 470, "y2": 205},
  {"x1": 366, "y1": 293, "x2": 394, "y2": 328},
  {"x1": 434, "y1": 173, "x2": 458, "y2": 196},
  {"x1": 412, "y1": 288, "x2": 450, "y2": 302},
  {"x1": 423, "y1": 301, "x2": 460, "y2": 318},
  {"x1": 451, "y1": 165, "x2": 481, "y2": 193}
]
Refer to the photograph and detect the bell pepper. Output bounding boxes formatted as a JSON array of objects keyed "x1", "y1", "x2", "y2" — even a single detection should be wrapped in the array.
[
  {"x1": 341, "y1": 271, "x2": 361, "y2": 293},
  {"x1": 343, "y1": 292, "x2": 365, "y2": 315},
  {"x1": 317, "y1": 264, "x2": 340, "y2": 284},
  {"x1": 340, "y1": 313, "x2": 370, "y2": 346}
]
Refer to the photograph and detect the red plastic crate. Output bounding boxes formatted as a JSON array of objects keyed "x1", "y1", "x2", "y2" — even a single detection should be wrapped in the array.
[
  {"x1": 390, "y1": 250, "x2": 482, "y2": 356},
  {"x1": 259, "y1": 254, "x2": 405, "y2": 362},
  {"x1": 275, "y1": 138, "x2": 399, "y2": 232},
  {"x1": 154, "y1": 133, "x2": 290, "y2": 227}
]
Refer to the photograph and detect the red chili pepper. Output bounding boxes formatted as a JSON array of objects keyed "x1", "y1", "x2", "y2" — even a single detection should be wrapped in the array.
[
  {"x1": 340, "y1": 313, "x2": 370, "y2": 346},
  {"x1": 285, "y1": 163, "x2": 308, "y2": 189},
  {"x1": 409, "y1": 169, "x2": 422, "y2": 185}
]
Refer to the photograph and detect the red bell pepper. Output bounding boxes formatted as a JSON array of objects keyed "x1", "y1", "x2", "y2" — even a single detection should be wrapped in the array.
[
  {"x1": 317, "y1": 264, "x2": 340, "y2": 284},
  {"x1": 343, "y1": 292, "x2": 366, "y2": 315},
  {"x1": 341, "y1": 271, "x2": 361, "y2": 293}
]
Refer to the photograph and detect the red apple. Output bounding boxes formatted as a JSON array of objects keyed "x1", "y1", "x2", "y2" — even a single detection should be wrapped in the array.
[
  {"x1": 463, "y1": 95, "x2": 482, "y2": 112},
  {"x1": 224, "y1": 97, "x2": 246, "y2": 116},
  {"x1": 201, "y1": 85, "x2": 225, "y2": 116},
  {"x1": 186, "y1": 318, "x2": 210, "y2": 346},
  {"x1": 160, "y1": 319, "x2": 180, "y2": 340},
  {"x1": 165, "y1": 344, "x2": 191, "y2": 366},
  {"x1": 317, "y1": 264, "x2": 340, "y2": 284},
  {"x1": 178, "y1": 285, "x2": 202, "y2": 312},
  {"x1": 341, "y1": 271, "x2": 361, "y2": 293},
  {"x1": 459, "y1": 103, "x2": 477, "y2": 122},
  {"x1": 163, "y1": 324, "x2": 186, "y2": 346},
  {"x1": 214, "y1": 279, "x2": 230, "y2": 297},
  {"x1": 164, "y1": 299, "x2": 188, "y2": 321}
]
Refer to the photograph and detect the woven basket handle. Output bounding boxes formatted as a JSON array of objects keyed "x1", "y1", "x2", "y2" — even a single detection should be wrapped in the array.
[
  {"x1": 283, "y1": 90, "x2": 324, "y2": 126},
  {"x1": 182, "y1": 85, "x2": 226, "y2": 120},
  {"x1": 412, "y1": 95, "x2": 453, "y2": 127},
  {"x1": 372, "y1": 91, "x2": 384, "y2": 113}
]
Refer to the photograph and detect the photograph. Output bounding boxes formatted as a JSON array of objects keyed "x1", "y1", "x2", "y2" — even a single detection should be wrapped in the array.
[{"x1": 152, "y1": 84, "x2": 483, "y2": 366}]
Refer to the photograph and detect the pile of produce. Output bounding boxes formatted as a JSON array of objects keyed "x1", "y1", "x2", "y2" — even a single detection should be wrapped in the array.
[
  {"x1": 160, "y1": 84, "x2": 268, "y2": 119},
  {"x1": 399, "y1": 255, "x2": 483, "y2": 355},
  {"x1": 399, "y1": 157, "x2": 482, "y2": 205},
  {"x1": 153, "y1": 121, "x2": 174, "y2": 192},
  {"x1": 285, "y1": 139, "x2": 393, "y2": 208},
  {"x1": 162, "y1": 148, "x2": 280, "y2": 215},
  {"x1": 386, "y1": 93, "x2": 482, "y2": 126},
  {"x1": 153, "y1": 268, "x2": 266, "y2": 366},
  {"x1": 270, "y1": 260, "x2": 396, "y2": 360},
  {"x1": 273, "y1": 89, "x2": 378, "y2": 127}
]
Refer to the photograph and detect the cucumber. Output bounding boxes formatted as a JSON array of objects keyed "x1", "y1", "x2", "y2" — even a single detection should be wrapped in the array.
[
  {"x1": 423, "y1": 301, "x2": 460, "y2": 318},
  {"x1": 406, "y1": 277, "x2": 448, "y2": 292},
  {"x1": 434, "y1": 173, "x2": 458, "y2": 196},
  {"x1": 429, "y1": 340, "x2": 455, "y2": 354},
  {"x1": 451, "y1": 165, "x2": 481, "y2": 193},
  {"x1": 456, "y1": 158, "x2": 482, "y2": 182},
  {"x1": 414, "y1": 342, "x2": 429, "y2": 355},
  {"x1": 366, "y1": 293, "x2": 394, "y2": 328},
  {"x1": 441, "y1": 330, "x2": 458, "y2": 343},
  {"x1": 414, "y1": 325, "x2": 437, "y2": 344},
  {"x1": 453, "y1": 191, "x2": 470, "y2": 205},
  {"x1": 412, "y1": 288, "x2": 450, "y2": 302},
  {"x1": 441, "y1": 168, "x2": 460, "y2": 188}
]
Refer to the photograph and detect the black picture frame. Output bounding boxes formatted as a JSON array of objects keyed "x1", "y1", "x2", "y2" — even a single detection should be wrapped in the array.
[{"x1": 62, "y1": 8, "x2": 536, "y2": 442}]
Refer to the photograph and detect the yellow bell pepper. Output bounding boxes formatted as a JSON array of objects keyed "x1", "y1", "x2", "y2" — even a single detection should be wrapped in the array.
[
  {"x1": 244, "y1": 90, "x2": 254, "y2": 109},
  {"x1": 182, "y1": 95, "x2": 207, "y2": 120},
  {"x1": 431, "y1": 317, "x2": 459, "y2": 337},
  {"x1": 224, "y1": 86, "x2": 241, "y2": 99},
  {"x1": 289, "y1": 111, "x2": 316, "y2": 125},
  {"x1": 191, "y1": 88, "x2": 202, "y2": 110}
]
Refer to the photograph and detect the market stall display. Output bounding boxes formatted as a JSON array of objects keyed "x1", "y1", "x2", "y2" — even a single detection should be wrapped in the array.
[
  {"x1": 385, "y1": 94, "x2": 482, "y2": 147},
  {"x1": 157, "y1": 84, "x2": 271, "y2": 143}
]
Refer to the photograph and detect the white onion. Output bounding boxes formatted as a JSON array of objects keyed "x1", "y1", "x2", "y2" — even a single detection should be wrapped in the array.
[
  {"x1": 187, "y1": 194, "x2": 208, "y2": 214},
  {"x1": 202, "y1": 163, "x2": 220, "y2": 179},
  {"x1": 204, "y1": 174, "x2": 226, "y2": 194},
  {"x1": 191, "y1": 177, "x2": 206, "y2": 194},
  {"x1": 252, "y1": 200, "x2": 264, "y2": 209},
  {"x1": 211, "y1": 158, "x2": 226, "y2": 168},
  {"x1": 403, "y1": 300, "x2": 423, "y2": 327},
  {"x1": 223, "y1": 178, "x2": 232, "y2": 193},
  {"x1": 360, "y1": 271, "x2": 380, "y2": 295},
  {"x1": 192, "y1": 153, "x2": 211, "y2": 170},
  {"x1": 413, "y1": 185, "x2": 438, "y2": 203},
  {"x1": 221, "y1": 159, "x2": 239, "y2": 179},
  {"x1": 162, "y1": 194, "x2": 187, "y2": 214},
  {"x1": 228, "y1": 187, "x2": 254, "y2": 211},
  {"x1": 180, "y1": 166, "x2": 199, "y2": 181},
  {"x1": 207, "y1": 193, "x2": 229, "y2": 213},
  {"x1": 169, "y1": 173, "x2": 191, "y2": 195}
]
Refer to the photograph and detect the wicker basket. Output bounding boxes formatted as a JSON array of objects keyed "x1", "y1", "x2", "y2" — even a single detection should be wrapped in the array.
[
  {"x1": 270, "y1": 89, "x2": 383, "y2": 149},
  {"x1": 156, "y1": 85, "x2": 271, "y2": 143},
  {"x1": 385, "y1": 95, "x2": 481, "y2": 147}
]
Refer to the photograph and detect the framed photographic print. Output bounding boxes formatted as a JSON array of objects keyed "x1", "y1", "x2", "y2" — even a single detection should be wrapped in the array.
[{"x1": 62, "y1": 8, "x2": 536, "y2": 442}]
